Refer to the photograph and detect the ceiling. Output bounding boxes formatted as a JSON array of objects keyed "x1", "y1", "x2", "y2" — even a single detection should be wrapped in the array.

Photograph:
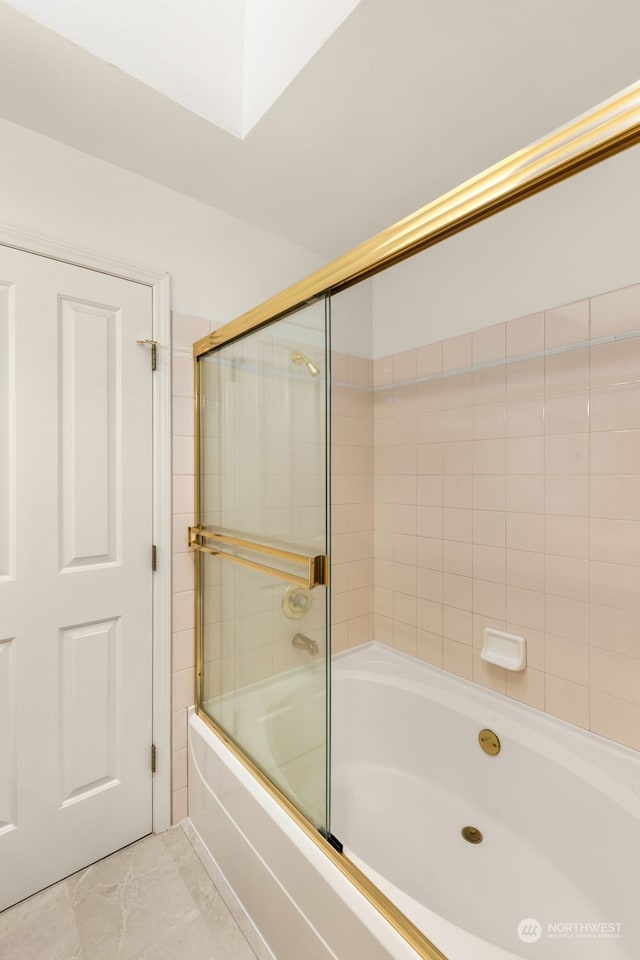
[
  {"x1": 0, "y1": 0, "x2": 639, "y2": 259},
  {"x1": 2, "y1": 0, "x2": 361, "y2": 137}
]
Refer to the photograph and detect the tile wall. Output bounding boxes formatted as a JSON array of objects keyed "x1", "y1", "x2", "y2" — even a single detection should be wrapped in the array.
[
  {"x1": 370, "y1": 281, "x2": 640, "y2": 751},
  {"x1": 172, "y1": 284, "x2": 640, "y2": 823},
  {"x1": 331, "y1": 352, "x2": 374, "y2": 652},
  {"x1": 172, "y1": 312, "x2": 210, "y2": 823}
]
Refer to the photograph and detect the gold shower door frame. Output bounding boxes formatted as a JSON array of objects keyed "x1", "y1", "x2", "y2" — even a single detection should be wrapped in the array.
[{"x1": 191, "y1": 82, "x2": 640, "y2": 960}]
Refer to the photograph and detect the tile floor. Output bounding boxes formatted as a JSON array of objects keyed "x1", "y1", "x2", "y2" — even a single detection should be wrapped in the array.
[{"x1": 0, "y1": 827, "x2": 261, "y2": 960}]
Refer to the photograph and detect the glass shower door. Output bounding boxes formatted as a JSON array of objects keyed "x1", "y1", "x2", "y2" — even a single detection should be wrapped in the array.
[{"x1": 192, "y1": 297, "x2": 330, "y2": 833}]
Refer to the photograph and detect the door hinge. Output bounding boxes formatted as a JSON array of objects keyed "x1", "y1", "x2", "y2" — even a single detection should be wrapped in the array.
[
  {"x1": 137, "y1": 338, "x2": 158, "y2": 371},
  {"x1": 152, "y1": 544, "x2": 157, "y2": 571},
  {"x1": 151, "y1": 743, "x2": 157, "y2": 774}
]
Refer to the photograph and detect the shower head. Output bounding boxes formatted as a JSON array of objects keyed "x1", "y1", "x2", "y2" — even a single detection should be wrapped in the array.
[{"x1": 291, "y1": 350, "x2": 320, "y2": 377}]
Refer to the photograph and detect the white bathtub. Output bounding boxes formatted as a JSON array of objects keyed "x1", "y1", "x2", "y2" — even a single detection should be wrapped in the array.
[{"x1": 188, "y1": 641, "x2": 640, "y2": 960}]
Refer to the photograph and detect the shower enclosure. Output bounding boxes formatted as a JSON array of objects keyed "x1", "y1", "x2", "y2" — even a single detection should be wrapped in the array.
[
  {"x1": 188, "y1": 85, "x2": 640, "y2": 960},
  {"x1": 190, "y1": 297, "x2": 332, "y2": 834}
]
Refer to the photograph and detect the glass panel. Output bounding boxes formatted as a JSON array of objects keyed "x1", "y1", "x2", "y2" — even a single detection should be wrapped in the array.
[{"x1": 197, "y1": 297, "x2": 330, "y2": 832}]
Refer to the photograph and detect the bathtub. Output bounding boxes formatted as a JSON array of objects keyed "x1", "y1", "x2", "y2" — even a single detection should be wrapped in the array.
[{"x1": 188, "y1": 641, "x2": 640, "y2": 960}]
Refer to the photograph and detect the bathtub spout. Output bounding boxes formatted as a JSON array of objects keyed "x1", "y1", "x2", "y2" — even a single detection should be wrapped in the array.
[{"x1": 292, "y1": 633, "x2": 319, "y2": 656}]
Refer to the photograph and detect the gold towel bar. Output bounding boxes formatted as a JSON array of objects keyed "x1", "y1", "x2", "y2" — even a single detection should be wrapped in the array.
[{"x1": 188, "y1": 527, "x2": 328, "y2": 589}]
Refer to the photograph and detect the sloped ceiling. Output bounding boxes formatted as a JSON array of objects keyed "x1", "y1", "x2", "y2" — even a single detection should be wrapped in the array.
[{"x1": 0, "y1": 0, "x2": 639, "y2": 257}]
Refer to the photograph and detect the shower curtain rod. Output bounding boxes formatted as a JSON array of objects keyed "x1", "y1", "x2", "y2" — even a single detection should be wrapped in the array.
[{"x1": 194, "y1": 80, "x2": 640, "y2": 358}]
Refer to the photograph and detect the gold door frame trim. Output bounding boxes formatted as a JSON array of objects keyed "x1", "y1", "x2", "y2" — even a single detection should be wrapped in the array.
[
  {"x1": 195, "y1": 705, "x2": 448, "y2": 960},
  {"x1": 194, "y1": 81, "x2": 640, "y2": 356}
]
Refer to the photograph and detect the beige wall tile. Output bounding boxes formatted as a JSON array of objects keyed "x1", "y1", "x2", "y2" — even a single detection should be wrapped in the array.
[
  {"x1": 506, "y1": 667, "x2": 545, "y2": 709},
  {"x1": 443, "y1": 440, "x2": 473, "y2": 474},
  {"x1": 472, "y1": 366, "x2": 505, "y2": 404},
  {"x1": 506, "y1": 357, "x2": 545, "y2": 399},
  {"x1": 506, "y1": 436, "x2": 544, "y2": 474},
  {"x1": 590, "y1": 337, "x2": 640, "y2": 389},
  {"x1": 590, "y1": 604, "x2": 640, "y2": 659},
  {"x1": 416, "y1": 630, "x2": 443, "y2": 667},
  {"x1": 506, "y1": 475, "x2": 544, "y2": 514},
  {"x1": 545, "y1": 555, "x2": 589, "y2": 602},
  {"x1": 473, "y1": 544, "x2": 506, "y2": 584},
  {"x1": 473, "y1": 323, "x2": 506, "y2": 364},
  {"x1": 417, "y1": 598, "x2": 443, "y2": 635},
  {"x1": 506, "y1": 586, "x2": 545, "y2": 632},
  {"x1": 392, "y1": 348, "x2": 417, "y2": 383},
  {"x1": 443, "y1": 507, "x2": 472, "y2": 543},
  {"x1": 591, "y1": 647, "x2": 640, "y2": 704},
  {"x1": 443, "y1": 475, "x2": 472, "y2": 508},
  {"x1": 443, "y1": 406, "x2": 473, "y2": 441},
  {"x1": 545, "y1": 391, "x2": 589, "y2": 435},
  {"x1": 545, "y1": 676, "x2": 589, "y2": 727},
  {"x1": 473, "y1": 475, "x2": 506, "y2": 510},
  {"x1": 443, "y1": 605, "x2": 472, "y2": 645},
  {"x1": 545, "y1": 347, "x2": 589, "y2": 394},
  {"x1": 507, "y1": 512, "x2": 545, "y2": 553},
  {"x1": 590, "y1": 430, "x2": 640, "y2": 475},
  {"x1": 590, "y1": 691, "x2": 640, "y2": 750},
  {"x1": 544, "y1": 300, "x2": 589, "y2": 348},
  {"x1": 507, "y1": 549, "x2": 545, "y2": 593},
  {"x1": 417, "y1": 536, "x2": 443, "y2": 570},
  {"x1": 590, "y1": 382, "x2": 640, "y2": 432},
  {"x1": 443, "y1": 573, "x2": 473, "y2": 611},
  {"x1": 172, "y1": 787, "x2": 188, "y2": 824},
  {"x1": 506, "y1": 397, "x2": 544, "y2": 437},
  {"x1": 506, "y1": 312, "x2": 544, "y2": 358},
  {"x1": 590, "y1": 283, "x2": 640, "y2": 339},
  {"x1": 472, "y1": 579, "x2": 506, "y2": 619},
  {"x1": 591, "y1": 476, "x2": 640, "y2": 521},
  {"x1": 442, "y1": 333, "x2": 472, "y2": 372},
  {"x1": 443, "y1": 637, "x2": 473, "y2": 679},
  {"x1": 417, "y1": 342, "x2": 442, "y2": 378},
  {"x1": 443, "y1": 539, "x2": 472, "y2": 576},
  {"x1": 472, "y1": 510, "x2": 505, "y2": 548},
  {"x1": 545, "y1": 515, "x2": 588, "y2": 559},
  {"x1": 545, "y1": 595, "x2": 588, "y2": 643},
  {"x1": 545, "y1": 475, "x2": 588, "y2": 517},
  {"x1": 545, "y1": 634, "x2": 589, "y2": 685},
  {"x1": 473, "y1": 402, "x2": 506, "y2": 439},
  {"x1": 590, "y1": 561, "x2": 640, "y2": 613}
]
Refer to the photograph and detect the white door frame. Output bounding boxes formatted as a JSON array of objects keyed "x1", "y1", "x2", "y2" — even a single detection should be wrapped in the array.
[{"x1": 0, "y1": 223, "x2": 172, "y2": 834}]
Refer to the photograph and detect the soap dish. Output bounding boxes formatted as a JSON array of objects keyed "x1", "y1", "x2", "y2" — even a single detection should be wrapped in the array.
[{"x1": 481, "y1": 627, "x2": 526, "y2": 671}]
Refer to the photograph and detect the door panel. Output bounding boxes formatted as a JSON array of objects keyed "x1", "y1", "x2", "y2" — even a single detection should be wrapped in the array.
[
  {"x1": 195, "y1": 298, "x2": 331, "y2": 834},
  {"x1": 0, "y1": 246, "x2": 154, "y2": 910}
]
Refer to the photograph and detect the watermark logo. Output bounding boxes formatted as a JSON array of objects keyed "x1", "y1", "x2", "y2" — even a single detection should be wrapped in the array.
[
  {"x1": 517, "y1": 918, "x2": 623, "y2": 943},
  {"x1": 517, "y1": 918, "x2": 542, "y2": 943}
]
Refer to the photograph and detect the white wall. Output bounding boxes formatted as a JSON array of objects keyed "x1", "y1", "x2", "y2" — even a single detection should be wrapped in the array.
[
  {"x1": 0, "y1": 117, "x2": 323, "y2": 323},
  {"x1": 331, "y1": 279, "x2": 373, "y2": 358},
  {"x1": 372, "y1": 144, "x2": 640, "y2": 357}
]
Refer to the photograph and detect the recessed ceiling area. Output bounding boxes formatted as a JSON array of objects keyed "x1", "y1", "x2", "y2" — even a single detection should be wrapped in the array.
[
  {"x1": 1, "y1": 0, "x2": 639, "y2": 257},
  {"x1": 3, "y1": 0, "x2": 361, "y2": 137}
]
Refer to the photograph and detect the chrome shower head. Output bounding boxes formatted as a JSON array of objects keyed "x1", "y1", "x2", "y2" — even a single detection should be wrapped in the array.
[{"x1": 291, "y1": 350, "x2": 320, "y2": 377}]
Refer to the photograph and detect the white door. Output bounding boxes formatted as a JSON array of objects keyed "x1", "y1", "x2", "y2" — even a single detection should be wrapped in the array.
[{"x1": 0, "y1": 246, "x2": 154, "y2": 910}]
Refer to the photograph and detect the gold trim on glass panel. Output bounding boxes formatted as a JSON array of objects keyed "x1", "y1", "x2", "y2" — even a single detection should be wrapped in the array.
[
  {"x1": 195, "y1": 705, "x2": 448, "y2": 960},
  {"x1": 189, "y1": 526, "x2": 328, "y2": 589},
  {"x1": 194, "y1": 81, "x2": 640, "y2": 356}
]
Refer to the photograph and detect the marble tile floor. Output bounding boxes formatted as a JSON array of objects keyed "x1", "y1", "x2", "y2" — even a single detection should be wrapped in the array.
[{"x1": 0, "y1": 826, "x2": 262, "y2": 960}]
